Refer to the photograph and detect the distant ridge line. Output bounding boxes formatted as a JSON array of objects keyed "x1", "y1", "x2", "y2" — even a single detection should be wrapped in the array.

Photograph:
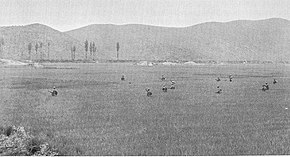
[{"x1": 0, "y1": 17, "x2": 290, "y2": 61}]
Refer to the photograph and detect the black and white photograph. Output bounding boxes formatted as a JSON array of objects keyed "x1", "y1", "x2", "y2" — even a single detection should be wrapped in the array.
[{"x1": 1, "y1": 0, "x2": 290, "y2": 155}]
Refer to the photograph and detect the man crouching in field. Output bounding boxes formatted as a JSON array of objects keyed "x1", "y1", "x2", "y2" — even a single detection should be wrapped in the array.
[{"x1": 48, "y1": 86, "x2": 58, "y2": 96}]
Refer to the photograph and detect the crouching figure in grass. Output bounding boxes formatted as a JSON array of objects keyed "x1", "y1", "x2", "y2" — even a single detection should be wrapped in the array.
[
  {"x1": 162, "y1": 85, "x2": 167, "y2": 92},
  {"x1": 216, "y1": 86, "x2": 222, "y2": 94},
  {"x1": 146, "y1": 88, "x2": 152, "y2": 97},
  {"x1": 48, "y1": 86, "x2": 58, "y2": 96},
  {"x1": 229, "y1": 74, "x2": 233, "y2": 82},
  {"x1": 121, "y1": 75, "x2": 125, "y2": 81},
  {"x1": 161, "y1": 75, "x2": 165, "y2": 81},
  {"x1": 170, "y1": 80, "x2": 176, "y2": 89},
  {"x1": 262, "y1": 82, "x2": 269, "y2": 91}
]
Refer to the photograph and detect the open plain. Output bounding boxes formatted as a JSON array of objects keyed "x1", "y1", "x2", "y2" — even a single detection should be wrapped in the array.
[{"x1": 1, "y1": 63, "x2": 290, "y2": 155}]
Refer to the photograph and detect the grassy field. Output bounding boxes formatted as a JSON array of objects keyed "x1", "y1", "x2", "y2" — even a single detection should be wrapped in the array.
[{"x1": 1, "y1": 63, "x2": 290, "y2": 155}]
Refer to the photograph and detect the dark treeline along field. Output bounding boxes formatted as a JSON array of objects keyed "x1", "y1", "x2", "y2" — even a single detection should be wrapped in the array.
[
  {"x1": 1, "y1": 63, "x2": 290, "y2": 155},
  {"x1": 0, "y1": 18, "x2": 290, "y2": 62}
]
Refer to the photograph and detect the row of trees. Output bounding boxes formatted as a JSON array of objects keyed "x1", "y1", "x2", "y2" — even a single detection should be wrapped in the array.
[
  {"x1": 27, "y1": 42, "x2": 50, "y2": 60},
  {"x1": 25, "y1": 40, "x2": 120, "y2": 61},
  {"x1": 84, "y1": 40, "x2": 120, "y2": 60},
  {"x1": 1, "y1": 36, "x2": 120, "y2": 61},
  {"x1": 84, "y1": 40, "x2": 97, "y2": 60},
  {"x1": 27, "y1": 42, "x2": 77, "y2": 61}
]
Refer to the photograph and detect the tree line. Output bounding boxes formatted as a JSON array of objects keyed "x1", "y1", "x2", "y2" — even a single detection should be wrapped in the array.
[
  {"x1": 72, "y1": 40, "x2": 120, "y2": 61},
  {"x1": 1, "y1": 37, "x2": 120, "y2": 61},
  {"x1": 84, "y1": 40, "x2": 97, "y2": 60},
  {"x1": 27, "y1": 42, "x2": 49, "y2": 60},
  {"x1": 26, "y1": 40, "x2": 99, "y2": 61}
]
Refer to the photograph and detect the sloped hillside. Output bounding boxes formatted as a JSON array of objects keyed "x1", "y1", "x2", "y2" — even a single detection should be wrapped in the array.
[
  {"x1": 1, "y1": 18, "x2": 290, "y2": 62},
  {"x1": 66, "y1": 18, "x2": 290, "y2": 61},
  {"x1": 0, "y1": 24, "x2": 84, "y2": 61}
]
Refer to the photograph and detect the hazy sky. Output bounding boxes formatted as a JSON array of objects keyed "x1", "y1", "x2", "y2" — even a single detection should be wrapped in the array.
[{"x1": 0, "y1": 0, "x2": 289, "y2": 31}]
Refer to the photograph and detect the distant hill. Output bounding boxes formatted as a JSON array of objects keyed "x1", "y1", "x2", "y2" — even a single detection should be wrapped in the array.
[
  {"x1": 0, "y1": 24, "x2": 83, "y2": 60},
  {"x1": 66, "y1": 18, "x2": 290, "y2": 62},
  {"x1": 1, "y1": 18, "x2": 290, "y2": 62}
]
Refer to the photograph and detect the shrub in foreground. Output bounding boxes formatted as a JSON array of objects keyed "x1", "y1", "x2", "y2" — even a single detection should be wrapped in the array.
[{"x1": 0, "y1": 126, "x2": 59, "y2": 156}]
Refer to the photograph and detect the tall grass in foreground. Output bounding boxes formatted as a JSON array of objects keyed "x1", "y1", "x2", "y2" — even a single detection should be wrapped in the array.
[{"x1": 0, "y1": 125, "x2": 83, "y2": 156}]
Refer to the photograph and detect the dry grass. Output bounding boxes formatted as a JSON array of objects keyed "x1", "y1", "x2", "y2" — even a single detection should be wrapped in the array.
[{"x1": 1, "y1": 63, "x2": 290, "y2": 155}]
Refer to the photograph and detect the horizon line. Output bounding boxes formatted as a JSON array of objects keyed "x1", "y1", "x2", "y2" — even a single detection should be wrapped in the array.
[{"x1": 0, "y1": 17, "x2": 288, "y2": 32}]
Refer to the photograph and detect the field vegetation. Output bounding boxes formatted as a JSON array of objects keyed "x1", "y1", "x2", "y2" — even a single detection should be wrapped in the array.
[{"x1": 1, "y1": 63, "x2": 290, "y2": 155}]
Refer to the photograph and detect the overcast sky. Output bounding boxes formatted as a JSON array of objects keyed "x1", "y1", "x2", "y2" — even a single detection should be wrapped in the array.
[{"x1": 0, "y1": 0, "x2": 289, "y2": 31}]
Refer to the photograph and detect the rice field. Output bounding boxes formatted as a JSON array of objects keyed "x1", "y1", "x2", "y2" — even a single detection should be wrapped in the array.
[{"x1": 1, "y1": 63, "x2": 290, "y2": 155}]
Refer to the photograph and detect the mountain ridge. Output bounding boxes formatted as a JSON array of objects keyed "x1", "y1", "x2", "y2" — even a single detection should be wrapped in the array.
[
  {"x1": 65, "y1": 18, "x2": 290, "y2": 61},
  {"x1": 64, "y1": 18, "x2": 290, "y2": 32},
  {"x1": 0, "y1": 18, "x2": 289, "y2": 61}
]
